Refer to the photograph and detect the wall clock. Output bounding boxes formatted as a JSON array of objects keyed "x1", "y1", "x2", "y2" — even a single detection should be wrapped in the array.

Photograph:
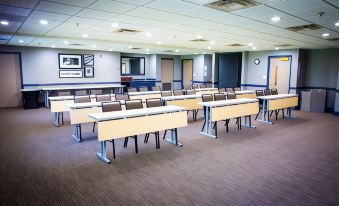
[{"x1": 254, "y1": 59, "x2": 260, "y2": 65}]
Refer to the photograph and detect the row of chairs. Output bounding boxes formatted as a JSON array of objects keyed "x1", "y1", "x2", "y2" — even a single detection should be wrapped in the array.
[
  {"x1": 255, "y1": 88, "x2": 279, "y2": 120},
  {"x1": 218, "y1": 87, "x2": 241, "y2": 93},
  {"x1": 127, "y1": 84, "x2": 212, "y2": 93}
]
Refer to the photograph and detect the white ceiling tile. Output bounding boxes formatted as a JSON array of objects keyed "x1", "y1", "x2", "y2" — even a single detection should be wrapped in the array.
[
  {"x1": 125, "y1": 7, "x2": 171, "y2": 19},
  {"x1": 290, "y1": 4, "x2": 338, "y2": 19},
  {"x1": 8, "y1": 35, "x2": 36, "y2": 45},
  {"x1": 47, "y1": 0, "x2": 96, "y2": 7},
  {"x1": 183, "y1": 0, "x2": 216, "y2": 5},
  {"x1": 145, "y1": 0, "x2": 197, "y2": 12},
  {"x1": 179, "y1": 6, "x2": 225, "y2": 18},
  {"x1": 0, "y1": 0, "x2": 39, "y2": 8},
  {"x1": 30, "y1": 10, "x2": 71, "y2": 22},
  {"x1": 76, "y1": 9, "x2": 119, "y2": 20},
  {"x1": 64, "y1": 16, "x2": 104, "y2": 27},
  {"x1": 231, "y1": 5, "x2": 280, "y2": 17},
  {"x1": 115, "y1": 0, "x2": 154, "y2": 6},
  {"x1": 35, "y1": 1, "x2": 83, "y2": 15},
  {"x1": 18, "y1": 17, "x2": 61, "y2": 35},
  {"x1": 88, "y1": 0, "x2": 137, "y2": 13},
  {"x1": 268, "y1": 0, "x2": 326, "y2": 13},
  {"x1": 0, "y1": 5, "x2": 32, "y2": 16},
  {"x1": 0, "y1": 20, "x2": 22, "y2": 32}
]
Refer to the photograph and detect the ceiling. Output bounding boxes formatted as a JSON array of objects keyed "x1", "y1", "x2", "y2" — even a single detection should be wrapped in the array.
[{"x1": 0, "y1": 0, "x2": 338, "y2": 55}]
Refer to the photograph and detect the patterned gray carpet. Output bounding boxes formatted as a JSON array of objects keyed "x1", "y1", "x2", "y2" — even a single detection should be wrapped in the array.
[{"x1": 0, "y1": 107, "x2": 338, "y2": 206}]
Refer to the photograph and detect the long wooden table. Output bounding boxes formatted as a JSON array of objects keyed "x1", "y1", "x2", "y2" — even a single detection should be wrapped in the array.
[
  {"x1": 199, "y1": 98, "x2": 259, "y2": 138},
  {"x1": 225, "y1": 90, "x2": 256, "y2": 99},
  {"x1": 257, "y1": 94, "x2": 298, "y2": 124},
  {"x1": 194, "y1": 88, "x2": 219, "y2": 95},
  {"x1": 161, "y1": 94, "x2": 203, "y2": 121},
  {"x1": 89, "y1": 106, "x2": 187, "y2": 163},
  {"x1": 128, "y1": 91, "x2": 161, "y2": 101}
]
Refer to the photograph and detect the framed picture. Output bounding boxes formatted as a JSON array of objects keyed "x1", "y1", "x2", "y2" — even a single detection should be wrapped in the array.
[
  {"x1": 83, "y1": 54, "x2": 94, "y2": 66},
  {"x1": 59, "y1": 70, "x2": 83, "y2": 78},
  {"x1": 84, "y1": 67, "x2": 94, "y2": 78},
  {"x1": 59, "y1": 54, "x2": 82, "y2": 69}
]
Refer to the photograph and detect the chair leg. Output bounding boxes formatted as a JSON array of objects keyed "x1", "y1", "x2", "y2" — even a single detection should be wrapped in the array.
[
  {"x1": 163, "y1": 130, "x2": 167, "y2": 140},
  {"x1": 214, "y1": 122, "x2": 217, "y2": 137},
  {"x1": 255, "y1": 108, "x2": 261, "y2": 120},
  {"x1": 144, "y1": 133, "x2": 149, "y2": 143},
  {"x1": 156, "y1": 132, "x2": 160, "y2": 149},
  {"x1": 239, "y1": 118, "x2": 242, "y2": 130},
  {"x1": 124, "y1": 137, "x2": 128, "y2": 147},
  {"x1": 275, "y1": 110, "x2": 278, "y2": 120},
  {"x1": 226, "y1": 119, "x2": 229, "y2": 133},
  {"x1": 282, "y1": 109, "x2": 285, "y2": 119},
  {"x1": 134, "y1": 135, "x2": 138, "y2": 154},
  {"x1": 112, "y1": 139, "x2": 116, "y2": 159},
  {"x1": 61, "y1": 112, "x2": 64, "y2": 125},
  {"x1": 92, "y1": 122, "x2": 96, "y2": 133},
  {"x1": 270, "y1": 111, "x2": 274, "y2": 117}
]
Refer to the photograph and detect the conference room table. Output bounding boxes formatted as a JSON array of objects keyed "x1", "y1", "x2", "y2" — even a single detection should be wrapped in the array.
[
  {"x1": 161, "y1": 94, "x2": 203, "y2": 121},
  {"x1": 24, "y1": 84, "x2": 125, "y2": 107},
  {"x1": 257, "y1": 94, "x2": 298, "y2": 124},
  {"x1": 199, "y1": 98, "x2": 259, "y2": 138},
  {"x1": 225, "y1": 90, "x2": 256, "y2": 99},
  {"x1": 128, "y1": 91, "x2": 161, "y2": 101},
  {"x1": 89, "y1": 105, "x2": 187, "y2": 163},
  {"x1": 194, "y1": 88, "x2": 219, "y2": 95}
]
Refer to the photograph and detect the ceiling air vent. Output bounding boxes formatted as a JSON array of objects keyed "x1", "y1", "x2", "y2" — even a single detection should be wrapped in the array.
[
  {"x1": 329, "y1": 38, "x2": 339, "y2": 42},
  {"x1": 115, "y1": 28, "x2": 141, "y2": 34},
  {"x1": 164, "y1": 50, "x2": 175, "y2": 52},
  {"x1": 205, "y1": 0, "x2": 259, "y2": 12},
  {"x1": 273, "y1": 44, "x2": 293, "y2": 47},
  {"x1": 228, "y1": 44, "x2": 244, "y2": 46},
  {"x1": 190, "y1": 39, "x2": 208, "y2": 42},
  {"x1": 70, "y1": 43, "x2": 84, "y2": 46},
  {"x1": 131, "y1": 47, "x2": 142, "y2": 50},
  {"x1": 286, "y1": 24, "x2": 322, "y2": 32}
]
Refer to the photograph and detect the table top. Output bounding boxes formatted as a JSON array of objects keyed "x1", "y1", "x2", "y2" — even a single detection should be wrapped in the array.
[
  {"x1": 161, "y1": 94, "x2": 202, "y2": 101},
  {"x1": 49, "y1": 94, "x2": 114, "y2": 101},
  {"x1": 257, "y1": 94, "x2": 298, "y2": 100},
  {"x1": 128, "y1": 91, "x2": 161, "y2": 96},
  {"x1": 194, "y1": 88, "x2": 218, "y2": 92},
  {"x1": 20, "y1": 88, "x2": 41, "y2": 92},
  {"x1": 24, "y1": 84, "x2": 125, "y2": 91},
  {"x1": 199, "y1": 98, "x2": 258, "y2": 107},
  {"x1": 234, "y1": 90, "x2": 255, "y2": 94},
  {"x1": 89, "y1": 105, "x2": 185, "y2": 121}
]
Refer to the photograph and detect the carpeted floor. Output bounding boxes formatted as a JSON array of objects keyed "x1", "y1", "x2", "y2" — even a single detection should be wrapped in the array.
[{"x1": 0, "y1": 107, "x2": 338, "y2": 206}]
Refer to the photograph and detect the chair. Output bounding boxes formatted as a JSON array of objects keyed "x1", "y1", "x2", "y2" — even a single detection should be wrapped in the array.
[
  {"x1": 162, "y1": 83, "x2": 172, "y2": 91},
  {"x1": 96, "y1": 94, "x2": 111, "y2": 102},
  {"x1": 199, "y1": 84, "x2": 207, "y2": 88},
  {"x1": 74, "y1": 95, "x2": 91, "y2": 103},
  {"x1": 255, "y1": 90, "x2": 264, "y2": 120},
  {"x1": 226, "y1": 88, "x2": 234, "y2": 92},
  {"x1": 102, "y1": 101, "x2": 122, "y2": 159},
  {"x1": 183, "y1": 85, "x2": 191, "y2": 90},
  {"x1": 269, "y1": 88, "x2": 281, "y2": 120},
  {"x1": 214, "y1": 93, "x2": 226, "y2": 101},
  {"x1": 90, "y1": 89, "x2": 102, "y2": 95},
  {"x1": 57, "y1": 91, "x2": 71, "y2": 96},
  {"x1": 127, "y1": 87, "x2": 137, "y2": 93},
  {"x1": 227, "y1": 93, "x2": 237, "y2": 100},
  {"x1": 192, "y1": 84, "x2": 199, "y2": 89},
  {"x1": 161, "y1": 91, "x2": 172, "y2": 97},
  {"x1": 152, "y1": 86, "x2": 161, "y2": 91},
  {"x1": 115, "y1": 94, "x2": 129, "y2": 101},
  {"x1": 218, "y1": 88, "x2": 226, "y2": 93},
  {"x1": 233, "y1": 87, "x2": 241, "y2": 91},
  {"x1": 139, "y1": 86, "x2": 148, "y2": 92},
  {"x1": 271, "y1": 88, "x2": 278, "y2": 95},
  {"x1": 226, "y1": 93, "x2": 241, "y2": 131},
  {"x1": 75, "y1": 90, "x2": 87, "y2": 96},
  {"x1": 264, "y1": 89, "x2": 271, "y2": 96},
  {"x1": 173, "y1": 90, "x2": 183, "y2": 96},
  {"x1": 124, "y1": 99, "x2": 143, "y2": 153},
  {"x1": 144, "y1": 98, "x2": 162, "y2": 148},
  {"x1": 202, "y1": 94, "x2": 213, "y2": 102},
  {"x1": 186, "y1": 89, "x2": 195, "y2": 95}
]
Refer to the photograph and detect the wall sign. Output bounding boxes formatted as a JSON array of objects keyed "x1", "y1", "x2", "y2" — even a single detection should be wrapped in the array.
[
  {"x1": 59, "y1": 70, "x2": 83, "y2": 78},
  {"x1": 254, "y1": 59, "x2": 260, "y2": 65},
  {"x1": 83, "y1": 54, "x2": 94, "y2": 66},
  {"x1": 59, "y1": 54, "x2": 82, "y2": 69},
  {"x1": 84, "y1": 67, "x2": 94, "y2": 78}
]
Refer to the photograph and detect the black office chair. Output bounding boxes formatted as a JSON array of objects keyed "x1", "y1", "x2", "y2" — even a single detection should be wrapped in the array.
[
  {"x1": 101, "y1": 101, "x2": 122, "y2": 159},
  {"x1": 162, "y1": 83, "x2": 172, "y2": 91},
  {"x1": 123, "y1": 99, "x2": 143, "y2": 153},
  {"x1": 192, "y1": 84, "x2": 199, "y2": 89},
  {"x1": 173, "y1": 90, "x2": 183, "y2": 96},
  {"x1": 183, "y1": 85, "x2": 191, "y2": 90},
  {"x1": 144, "y1": 98, "x2": 162, "y2": 148},
  {"x1": 233, "y1": 87, "x2": 241, "y2": 91},
  {"x1": 186, "y1": 89, "x2": 195, "y2": 95},
  {"x1": 226, "y1": 93, "x2": 237, "y2": 100},
  {"x1": 201, "y1": 94, "x2": 214, "y2": 132},
  {"x1": 161, "y1": 91, "x2": 172, "y2": 97},
  {"x1": 218, "y1": 88, "x2": 226, "y2": 93},
  {"x1": 264, "y1": 89, "x2": 271, "y2": 96},
  {"x1": 214, "y1": 93, "x2": 226, "y2": 101},
  {"x1": 255, "y1": 90, "x2": 264, "y2": 120},
  {"x1": 226, "y1": 93, "x2": 241, "y2": 131},
  {"x1": 56, "y1": 91, "x2": 71, "y2": 125},
  {"x1": 74, "y1": 95, "x2": 91, "y2": 103},
  {"x1": 199, "y1": 84, "x2": 207, "y2": 88},
  {"x1": 115, "y1": 94, "x2": 129, "y2": 101},
  {"x1": 75, "y1": 90, "x2": 87, "y2": 96},
  {"x1": 152, "y1": 86, "x2": 161, "y2": 91},
  {"x1": 271, "y1": 88, "x2": 278, "y2": 95},
  {"x1": 90, "y1": 89, "x2": 102, "y2": 95},
  {"x1": 139, "y1": 86, "x2": 148, "y2": 92},
  {"x1": 96, "y1": 94, "x2": 111, "y2": 102},
  {"x1": 226, "y1": 88, "x2": 234, "y2": 92},
  {"x1": 127, "y1": 87, "x2": 137, "y2": 93},
  {"x1": 269, "y1": 88, "x2": 282, "y2": 120}
]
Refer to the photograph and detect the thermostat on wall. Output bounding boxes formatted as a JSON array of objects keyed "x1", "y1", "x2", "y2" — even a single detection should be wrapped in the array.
[{"x1": 254, "y1": 59, "x2": 260, "y2": 65}]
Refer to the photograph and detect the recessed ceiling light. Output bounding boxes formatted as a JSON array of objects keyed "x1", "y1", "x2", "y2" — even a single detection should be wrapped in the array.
[
  {"x1": 210, "y1": 41, "x2": 215, "y2": 45},
  {"x1": 157, "y1": 41, "x2": 162, "y2": 45},
  {"x1": 40, "y1": 19, "x2": 48, "y2": 25},
  {"x1": 322, "y1": 33, "x2": 330, "y2": 37},
  {"x1": 203, "y1": 52, "x2": 206, "y2": 54},
  {"x1": 51, "y1": 45, "x2": 56, "y2": 48},
  {"x1": 92, "y1": 45, "x2": 96, "y2": 48},
  {"x1": 109, "y1": 48, "x2": 113, "y2": 51},
  {"x1": 194, "y1": 52, "x2": 198, "y2": 55},
  {"x1": 252, "y1": 47, "x2": 257, "y2": 50},
  {"x1": 63, "y1": 41, "x2": 69, "y2": 44},
  {"x1": 1, "y1": 20, "x2": 9, "y2": 25},
  {"x1": 128, "y1": 46, "x2": 133, "y2": 49},
  {"x1": 145, "y1": 32, "x2": 152, "y2": 37},
  {"x1": 82, "y1": 34, "x2": 88, "y2": 38},
  {"x1": 112, "y1": 22, "x2": 119, "y2": 28},
  {"x1": 18, "y1": 40, "x2": 25, "y2": 43},
  {"x1": 207, "y1": 46, "x2": 212, "y2": 50},
  {"x1": 335, "y1": 22, "x2": 339, "y2": 27},
  {"x1": 146, "y1": 52, "x2": 150, "y2": 54},
  {"x1": 196, "y1": 34, "x2": 202, "y2": 39},
  {"x1": 175, "y1": 49, "x2": 179, "y2": 52},
  {"x1": 146, "y1": 48, "x2": 150, "y2": 51},
  {"x1": 248, "y1": 42, "x2": 253, "y2": 46},
  {"x1": 275, "y1": 47, "x2": 279, "y2": 50},
  {"x1": 271, "y1": 16, "x2": 281, "y2": 22}
]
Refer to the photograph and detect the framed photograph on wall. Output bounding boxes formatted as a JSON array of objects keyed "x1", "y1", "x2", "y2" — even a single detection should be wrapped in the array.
[
  {"x1": 84, "y1": 67, "x2": 94, "y2": 78},
  {"x1": 59, "y1": 70, "x2": 83, "y2": 78},
  {"x1": 59, "y1": 54, "x2": 82, "y2": 69},
  {"x1": 83, "y1": 54, "x2": 94, "y2": 66}
]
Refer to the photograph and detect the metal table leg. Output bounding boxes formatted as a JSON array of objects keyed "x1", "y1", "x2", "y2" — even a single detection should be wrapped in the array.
[
  {"x1": 257, "y1": 99, "x2": 273, "y2": 124},
  {"x1": 72, "y1": 124, "x2": 82, "y2": 142},
  {"x1": 53, "y1": 112, "x2": 60, "y2": 127},
  {"x1": 166, "y1": 128, "x2": 183, "y2": 147},
  {"x1": 200, "y1": 106, "x2": 217, "y2": 138},
  {"x1": 45, "y1": 90, "x2": 51, "y2": 107},
  {"x1": 242, "y1": 115, "x2": 256, "y2": 128},
  {"x1": 96, "y1": 141, "x2": 111, "y2": 163}
]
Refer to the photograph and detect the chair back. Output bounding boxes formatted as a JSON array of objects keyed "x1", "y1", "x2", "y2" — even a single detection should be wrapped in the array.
[
  {"x1": 233, "y1": 87, "x2": 241, "y2": 91},
  {"x1": 96, "y1": 94, "x2": 111, "y2": 102},
  {"x1": 162, "y1": 83, "x2": 172, "y2": 91},
  {"x1": 271, "y1": 88, "x2": 278, "y2": 95},
  {"x1": 227, "y1": 93, "x2": 237, "y2": 100},
  {"x1": 146, "y1": 98, "x2": 162, "y2": 108},
  {"x1": 161, "y1": 91, "x2": 172, "y2": 97},
  {"x1": 264, "y1": 89, "x2": 271, "y2": 96},
  {"x1": 75, "y1": 90, "x2": 87, "y2": 96},
  {"x1": 115, "y1": 94, "x2": 129, "y2": 101},
  {"x1": 199, "y1": 84, "x2": 207, "y2": 88},
  {"x1": 183, "y1": 85, "x2": 191, "y2": 90},
  {"x1": 218, "y1": 88, "x2": 226, "y2": 93},
  {"x1": 74, "y1": 96, "x2": 91, "y2": 103},
  {"x1": 226, "y1": 88, "x2": 234, "y2": 92},
  {"x1": 202, "y1": 94, "x2": 213, "y2": 102},
  {"x1": 125, "y1": 99, "x2": 143, "y2": 110},
  {"x1": 102, "y1": 101, "x2": 122, "y2": 112},
  {"x1": 173, "y1": 90, "x2": 183, "y2": 96},
  {"x1": 256, "y1": 90, "x2": 264, "y2": 97},
  {"x1": 214, "y1": 93, "x2": 226, "y2": 101},
  {"x1": 186, "y1": 89, "x2": 195, "y2": 95},
  {"x1": 91, "y1": 89, "x2": 102, "y2": 95},
  {"x1": 57, "y1": 91, "x2": 71, "y2": 96},
  {"x1": 152, "y1": 86, "x2": 161, "y2": 91},
  {"x1": 127, "y1": 88, "x2": 137, "y2": 93},
  {"x1": 192, "y1": 84, "x2": 199, "y2": 89},
  {"x1": 139, "y1": 86, "x2": 148, "y2": 92}
]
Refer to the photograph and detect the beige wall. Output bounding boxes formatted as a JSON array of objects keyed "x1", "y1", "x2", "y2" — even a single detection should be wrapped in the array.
[{"x1": 0, "y1": 54, "x2": 22, "y2": 108}]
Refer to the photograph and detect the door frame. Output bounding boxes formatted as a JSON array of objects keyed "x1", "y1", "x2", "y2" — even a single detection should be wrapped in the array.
[
  {"x1": 181, "y1": 58, "x2": 193, "y2": 89},
  {"x1": 161, "y1": 58, "x2": 174, "y2": 85},
  {"x1": 0, "y1": 51, "x2": 23, "y2": 89},
  {"x1": 266, "y1": 55, "x2": 292, "y2": 93}
]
